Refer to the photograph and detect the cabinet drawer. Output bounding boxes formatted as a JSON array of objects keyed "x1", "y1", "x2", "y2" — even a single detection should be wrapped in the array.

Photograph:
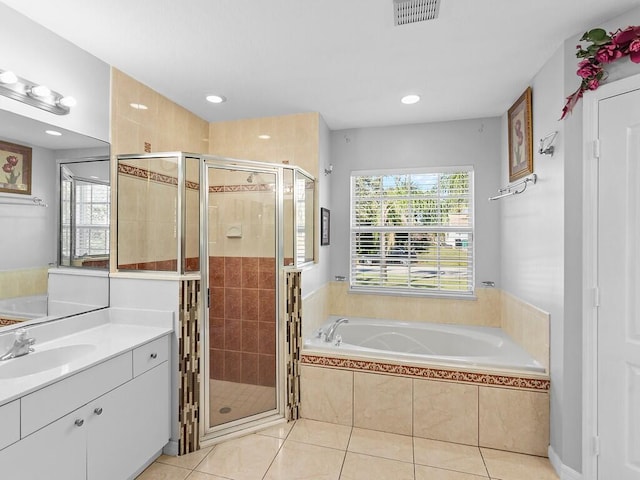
[
  {"x1": 0, "y1": 400, "x2": 19, "y2": 450},
  {"x1": 133, "y1": 335, "x2": 169, "y2": 377},
  {"x1": 21, "y1": 352, "x2": 132, "y2": 437}
]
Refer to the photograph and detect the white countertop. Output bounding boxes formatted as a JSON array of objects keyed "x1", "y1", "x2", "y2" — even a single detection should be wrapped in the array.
[{"x1": 0, "y1": 309, "x2": 173, "y2": 407}]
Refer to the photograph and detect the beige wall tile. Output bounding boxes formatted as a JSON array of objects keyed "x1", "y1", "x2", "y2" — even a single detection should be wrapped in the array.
[
  {"x1": 500, "y1": 290, "x2": 549, "y2": 371},
  {"x1": 300, "y1": 365, "x2": 353, "y2": 425},
  {"x1": 0, "y1": 268, "x2": 48, "y2": 299},
  {"x1": 353, "y1": 372, "x2": 412, "y2": 435},
  {"x1": 209, "y1": 113, "x2": 319, "y2": 178},
  {"x1": 414, "y1": 379, "x2": 479, "y2": 446},
  {"x1": 478, "y1": 387, "x2": 549, "y2": 456},
  {"x1": 301, "y1": 285, "x2": 330, "y2": 340}
]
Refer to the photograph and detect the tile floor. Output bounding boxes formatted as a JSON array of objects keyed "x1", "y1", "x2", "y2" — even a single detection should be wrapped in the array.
[
  {"x1": 209, "y1": 380, "x2": 276, "y2": 427},
  {"x1": 136, "y1": 419, "x2": 559, "y2": 480}
]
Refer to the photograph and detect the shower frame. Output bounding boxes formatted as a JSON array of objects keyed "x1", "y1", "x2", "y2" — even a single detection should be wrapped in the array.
[{"x1": 116, "y1": 151, "x2": 315, "y2": 443}]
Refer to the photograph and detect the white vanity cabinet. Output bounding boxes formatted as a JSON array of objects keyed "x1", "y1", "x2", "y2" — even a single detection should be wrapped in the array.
[{"x1": 0, "y1": 334, "x2": 170, "y2": 480}]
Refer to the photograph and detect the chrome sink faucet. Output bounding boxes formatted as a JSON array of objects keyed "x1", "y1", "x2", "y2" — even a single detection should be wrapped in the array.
[
  {"x1": 324, "y1": 318, "x2": 348, "y2": 343},
  {"x1": 0, "y1": 328, "x2": 35, "y2": 361}
]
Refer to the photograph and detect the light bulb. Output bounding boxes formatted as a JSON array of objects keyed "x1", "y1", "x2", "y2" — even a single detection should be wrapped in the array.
[
  {"x1": 45, "y1": 130, "x2": 62, "y2": 136},
  {"x1": 206, "y1": 95, "x2": 226, "y2": 104},
  {"x1": 401, "y1": 94, "x2": 421, "y2": 105},
  {"x1": 59, "y1": 96, "x2": 77, "y2": 108},
  {"x1": 0, "y1": 71, "x2": 18, "y2": 84},
  {"x1": 31, "y1": 85, "x2": 51, "y2": 97}
]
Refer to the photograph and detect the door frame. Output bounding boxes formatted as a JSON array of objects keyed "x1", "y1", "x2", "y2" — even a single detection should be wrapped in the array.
[
  {"x1": 200, "y1": 158, "x2": 286, "y2": 441},
  {"x1": 582, "y1": 72, "x2": 640, "y2": 479}
]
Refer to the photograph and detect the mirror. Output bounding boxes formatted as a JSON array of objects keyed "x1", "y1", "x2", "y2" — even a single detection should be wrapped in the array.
[
  {"x1": 0, "y1": 109, "x2": 110, "y2": 331},
  {"x1": 295, "y1": 170, "x2": 315, "y2": 265}
]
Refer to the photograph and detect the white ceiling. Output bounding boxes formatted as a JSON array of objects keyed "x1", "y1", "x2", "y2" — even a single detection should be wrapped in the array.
[{"x1": 3, "y1": 0, "x2": 640, "y2": 130}]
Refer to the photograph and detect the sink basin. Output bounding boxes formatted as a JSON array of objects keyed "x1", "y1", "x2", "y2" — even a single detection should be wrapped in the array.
[{"x1": 0, "y1": 344, "x2": 97, "y2": 379}]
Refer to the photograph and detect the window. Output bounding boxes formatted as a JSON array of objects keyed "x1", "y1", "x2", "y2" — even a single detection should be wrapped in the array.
[
  {"x1": 61, "y1": 179, "x2": 110, "y2": 261},
  {"x1": 350, "y1": 167, "x2": 474, "y2": 296}
]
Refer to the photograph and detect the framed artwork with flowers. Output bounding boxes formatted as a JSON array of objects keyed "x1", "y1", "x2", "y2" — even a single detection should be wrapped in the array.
[
  {"x1": 507, "y1": 87, "x2": 533, "y2": 182},
  {"x1": 0, "y1": 140, "x2": 32, "y2": 195}
]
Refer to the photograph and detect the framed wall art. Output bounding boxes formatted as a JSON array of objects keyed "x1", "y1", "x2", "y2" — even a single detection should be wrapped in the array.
[
  {"x1": 0, "y1": 140, "x2": 32, "y2": 195},
  {"x1": 320, "y1": 207, "x2": 330, "y2": 246},
  {"x1": 507, "y1": 87, "x2": 533, "y2": 182}
]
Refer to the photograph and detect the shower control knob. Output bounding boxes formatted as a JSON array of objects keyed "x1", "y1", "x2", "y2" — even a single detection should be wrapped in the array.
[
  {"x1": 74, "y1": 419, "x2": 84, "y2": 427},
  {"x1": 150, "y1": 352, "x2": 158, "y2": 359},
  {"x1": 94, "y1": 407, "x2": 103, "y2": 415}
]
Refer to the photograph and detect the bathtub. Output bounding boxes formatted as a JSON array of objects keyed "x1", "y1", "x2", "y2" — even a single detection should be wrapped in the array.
[
  {"x1": 0, "y1": 294, "x2": 48, "y2": 320},
  {"x1": 304, "y1": 316, "x2": 544, "y2": 373}
]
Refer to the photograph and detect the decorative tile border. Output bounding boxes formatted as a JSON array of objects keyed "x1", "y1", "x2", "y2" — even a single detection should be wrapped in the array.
[
  {"x1": 0, "y1": 318, "x2": 23, "y2": 326},
  {"x1": 117, "y1": 162, "x2": 199, "y2": 190},
  {"x1": 285, "y1": 270, "x2": 302, "y2": 421},
  {"x1": 178, "y1": 279, "x2": 201, "y2": 455},
  {"x1": 300, "y1": 354, "x2": 550, "y2": 392}
]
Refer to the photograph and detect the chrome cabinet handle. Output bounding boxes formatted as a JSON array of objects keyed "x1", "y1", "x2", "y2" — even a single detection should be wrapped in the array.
[
  {"x1": 94, "y1": 407, "x2": 103, "y2": 415},
  {"x1": 150, "y1": 352, "x2": 158, "y2": 359},
  {"x1": 74, "y1": 419, "x2": 84, "y2": 427}
]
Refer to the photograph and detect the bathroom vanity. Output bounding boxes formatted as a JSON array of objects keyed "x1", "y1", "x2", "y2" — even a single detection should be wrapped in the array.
[{"x1": 0, "y1": 308, "x2": 173, "y2": 480}]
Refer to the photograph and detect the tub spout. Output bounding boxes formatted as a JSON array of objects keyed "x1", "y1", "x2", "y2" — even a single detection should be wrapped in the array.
[{"x1": 324, "y1": 318, "x2": 348, "y2": 343}]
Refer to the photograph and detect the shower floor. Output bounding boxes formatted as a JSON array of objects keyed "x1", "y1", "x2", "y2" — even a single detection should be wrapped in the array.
[{"x1": 209, "y1": 379, "x2": 277, "y2": 427}]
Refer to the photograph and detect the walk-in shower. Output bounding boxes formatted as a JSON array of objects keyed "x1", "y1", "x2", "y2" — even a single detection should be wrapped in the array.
[{"x1": 116, "y1": 152, "x2": 315, "y2": 442}]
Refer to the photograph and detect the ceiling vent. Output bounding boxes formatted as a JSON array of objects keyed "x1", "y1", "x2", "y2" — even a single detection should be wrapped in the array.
[{"x1": 393, "y1": 0, "x2": 441, "y2": 26}]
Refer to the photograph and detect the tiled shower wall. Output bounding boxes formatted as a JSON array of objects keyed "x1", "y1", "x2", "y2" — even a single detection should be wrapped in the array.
[{"x1": 209, "y1": 256, "x2": 276, "y2": 387}]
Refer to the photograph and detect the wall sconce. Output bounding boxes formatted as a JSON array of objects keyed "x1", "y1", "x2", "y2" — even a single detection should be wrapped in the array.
[
  {"x1": 0, "y1": 68, "x2": 76, "y2": 115},
  {"x1": 538, "y1": 131, "x2": 558, "y2": 156},
  {"x1": 324, "y1": 164, "x2": 334, "y2": 176}
]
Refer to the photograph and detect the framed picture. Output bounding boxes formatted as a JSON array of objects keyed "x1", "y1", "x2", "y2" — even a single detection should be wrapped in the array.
[
  {"x1": 0, "y1": 140, "x2": 32, "y2": 195},
  {"x1": 507, "y1": 87, "x2": 533, "y2": 182},
  {"x1": 320, "y1": 207, "x2": 330, "y2": 246}
]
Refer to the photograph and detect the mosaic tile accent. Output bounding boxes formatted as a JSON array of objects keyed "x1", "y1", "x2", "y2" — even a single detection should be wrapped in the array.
[
  {"x1": 179, "y1": 278, "x2": 201, "y2": 455},
  {"x1": 285, "y1": 270, "x2": 302, "y2": 421},
  {"x1": 0, "y1": 318, "x2": 23, "y2": 326},
  {"x1": 300, "y1": 354, "x2": 550, "y2": 392}
]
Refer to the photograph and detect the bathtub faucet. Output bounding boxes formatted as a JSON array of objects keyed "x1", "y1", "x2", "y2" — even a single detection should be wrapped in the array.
[
  {"x1": 324, "y1": 318, "x2": 349, "y2": 343},
  {"x1": 0, "y1": 328, "x2": 36, "y2": 361}
]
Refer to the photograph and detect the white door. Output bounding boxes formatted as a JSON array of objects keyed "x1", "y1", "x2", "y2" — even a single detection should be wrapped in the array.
[{"x1": 598, "y1": 87, "x2": 640, "y2": 479}]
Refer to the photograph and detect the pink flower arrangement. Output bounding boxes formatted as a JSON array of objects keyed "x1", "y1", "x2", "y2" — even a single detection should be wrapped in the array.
[
  {"x1": 561, "y1": 26, "x2": 640, "y2": 119},
  {"x1": 2, "y1": 154, "x2": 20, "y2": 184}
]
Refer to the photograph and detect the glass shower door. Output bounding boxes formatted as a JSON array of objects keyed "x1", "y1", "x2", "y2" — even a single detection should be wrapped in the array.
[{"x1": 204, "y1": 164, "x2": 279, "y2": 433}]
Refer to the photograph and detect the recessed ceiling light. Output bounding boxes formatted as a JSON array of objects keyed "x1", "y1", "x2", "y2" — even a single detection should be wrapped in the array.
[
  {"x1": 206, "y1": 95, "x2": 226, "y2": 104},
  {"x1": 401, "y1": 94, "x2": 421, "y2": 105},
  {"x1": 45, "y1": 130, "x2": 62, "y2": 136},
  {"x1": 130, "y1": 103, "x2": 148, "y2": 110},
  {"x1": 258, "y1": 134, "x2": 271, "y2": 140}
]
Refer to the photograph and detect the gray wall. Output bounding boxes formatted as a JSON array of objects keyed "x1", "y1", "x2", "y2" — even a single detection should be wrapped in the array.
[
  {"x1": 501, "y1": 5, "x2": 640, "y2": 473},
  {"x1": 499, "y1": 45, "x2": 567, "y2": 466},
  {"x1": 329, "y1": 118, "x2": 502, "y2": 287},
  {"x1": 301, "y1": 115, "x2": 333, "y2": 297}
]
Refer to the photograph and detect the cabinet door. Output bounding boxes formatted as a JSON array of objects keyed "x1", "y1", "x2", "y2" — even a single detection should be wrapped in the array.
[
  {"x1": 87, "y1": 361, "x2": 170, "y2": 480},
  {"x1": 0, "y1": 406, "x2": 87, "y2": 480}
]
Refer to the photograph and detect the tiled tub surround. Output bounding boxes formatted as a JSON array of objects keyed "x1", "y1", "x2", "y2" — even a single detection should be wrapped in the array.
[
  {"x1": 303, "y1": 282, "x2": 549, "y2": 372},
  {"x1": 0, "y1": 267, "x2": 48, "y2": 300},
  {"x1": 300, "y1": 359, "x2": 550, "y2": 457},
  {"x1": 209, "y1": 256, "x2": 277, "y2": 388}
]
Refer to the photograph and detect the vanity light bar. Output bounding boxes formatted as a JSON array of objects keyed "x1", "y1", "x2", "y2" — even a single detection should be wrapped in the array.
[{"x1": 0, "y1": 69, "x2": 75, "y2": 115}]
